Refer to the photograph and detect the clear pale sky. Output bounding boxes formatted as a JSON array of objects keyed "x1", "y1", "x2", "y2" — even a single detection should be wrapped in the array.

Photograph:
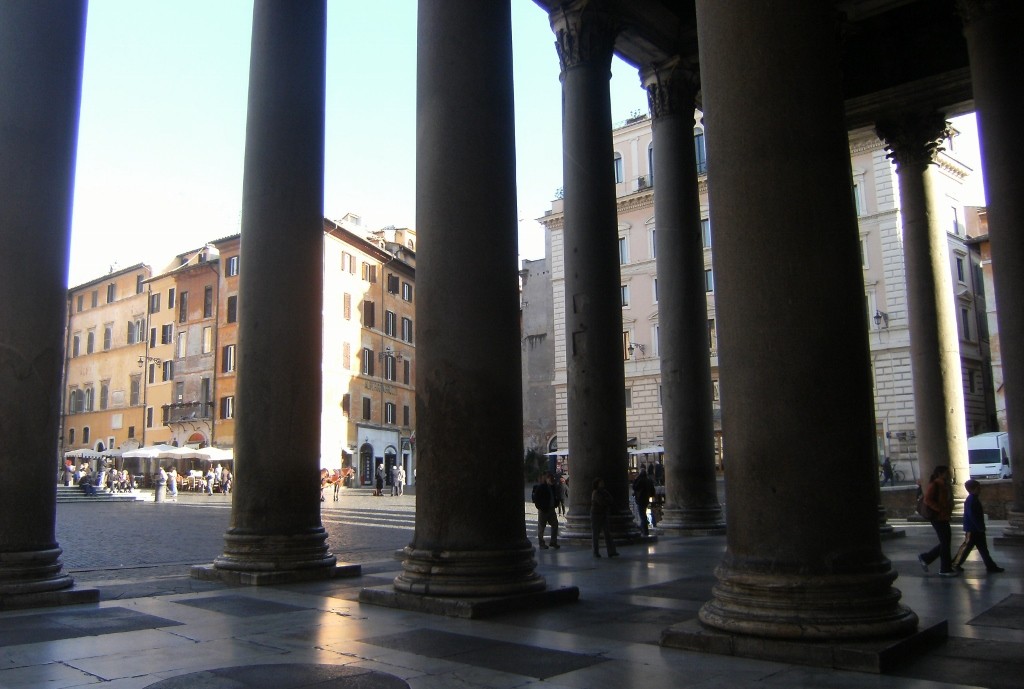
[{"x1": 67, "y1": 0, "x2": 983, "y2": 287}]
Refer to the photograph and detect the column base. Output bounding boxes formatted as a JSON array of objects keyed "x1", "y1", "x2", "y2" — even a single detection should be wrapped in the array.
[
  {"x1": 662, "y1": 616, "x2": 945, "y2": 673},
  {"x1": 191, "y1": 562, "x2": 360, "y2": 586},
  {"x1": 560, "y1": 510, "x2": 643, "y2": 543},
  {"x1": 361, "y1": 582, "x2": 579, "y2": 619},
  {"x1": 995, "y1": 510, "x2": 1024, "y2": 545},
  {"x1": 0, "y1": 547, "x2": 98, "y2": 609},
  {"x1": 200, "y1": 527, "x2": 341, "y2": 584},
  {"x1": 392, "y1": 544, "x2": 546, "y2": 597},
  {"x1": 658, "y1": 505, "x2": 726, "y2": 535},
  {"x1": 699, "y1": 566, "x2": 919, "y2": 640}
]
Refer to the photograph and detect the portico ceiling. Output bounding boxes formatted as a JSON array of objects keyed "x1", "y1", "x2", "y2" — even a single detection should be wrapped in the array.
[{"x1": 531, "y1": 0, "x2": 973, "y2": 126}]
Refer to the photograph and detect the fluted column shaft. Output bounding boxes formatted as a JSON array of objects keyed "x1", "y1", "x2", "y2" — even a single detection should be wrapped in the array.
[
  {"x1": 0, "y1": 1, "x2": 94, "y2": 608},
  {"x1": 695, "y1": 0, "x2": 916, "y2": 639},
  {"x1": 959, "y1": 0, "x2": 1024, "y2": 535},
  {"x1": 552, "y1": 1, "x2": 639, "y2": 542},
  {"x1": 392, "y1": 0, "x2": 544, "y2": 596},
  {"x1": 642, "y1": 61, "x2": 724, "y2": 534},
  {"x1": 875, "y1": 114, "x2": 970, "y2": 498},
  {"x1": 212, "y1": 1, "x2": 335, "y2": 575}
]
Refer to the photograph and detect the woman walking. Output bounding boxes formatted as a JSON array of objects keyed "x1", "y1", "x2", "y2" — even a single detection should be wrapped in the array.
[{"x1": 918, "y1": 465, "x2": 958, "y2": 577}]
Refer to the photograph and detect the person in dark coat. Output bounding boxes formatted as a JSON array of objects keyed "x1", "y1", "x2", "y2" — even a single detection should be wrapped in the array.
[
  {"x1": 952, "y1": 479, "x2": 1004, "y2": 573},
  {"x1": 531, "y1": 472, "x2": 560, "y2": 549},
  {"x1": 590, "y1": 477, "x2": 619, "y2": 558},
  {"x1": 632, "y1": 468, "x2": 655, "y2": 537}
]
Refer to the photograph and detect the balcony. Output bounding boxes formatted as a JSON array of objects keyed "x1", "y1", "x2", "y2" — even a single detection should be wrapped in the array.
[{"x1": 163, "y1": 400, "x2": 213, "y2": 424}]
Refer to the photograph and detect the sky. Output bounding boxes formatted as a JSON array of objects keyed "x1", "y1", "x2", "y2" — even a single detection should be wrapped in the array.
[{"x1": 67, "y1": 0, "x2": 984, "y2": 288}]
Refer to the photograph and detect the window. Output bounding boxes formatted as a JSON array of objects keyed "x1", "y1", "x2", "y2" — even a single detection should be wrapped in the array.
[
  {"x1": 343, "y1": 293, "x2": 351, "y2": 320},
  {"x1": 341, "y1": 252, "x2": 355, "y2": 274},
  {"x1": 708, "y1": 318, "x2": 717, "y2": 353},
  {"x1": 343, "y1": 342, "x2": 351, "y2": 370},
  {"x1": 403, "y1": 405, "x2": 410, "y2": 426},
  {"x1": 168, "y1": 287, "x2": 175, "y2": 309},
  {"x1": 130, "y1": 375, "x2": 141, "y2": 406},
  {"x1": 76, "y1": 295, "x2": 84, "y2": 312},
  {"x1": 222, "y1": 344, "x2": 236, "y2": 372},
  {"x1": 162, "y1": 360, "x2": 173, "y2": 381},
  {"x1": 951, "y1": 206, "x2": 962, "y2": 236},
  {"x1": 613, "y1": 153, "x2": 623, "y2": 183},
  {"x1": 341, "y1": 393, "x2": 351, "y2": 416},
  {"x1": 148, "y1": 363, "x2": 156, "y2": 385},
  {"x1": 622, "y1": 331, "x2": 631, "y2": 361},
  {"x1": 150, "y1": 293, "x2": 160, "y2": 313},
  {"x1": 128, "y1": 318, "x2": 144, "y2": 344},
  {"x1": 402, "y1": 282, "x2": 413, "y2": 301},
  {"x1": 652, "y1": 278, "x2": 658, "y2": 304},
  {"x1": 385, "y1": 310, "x2": 397, "y2": 336},
  {"x1": 621, "y1": 285, "x2": 630, "y2": 308},
  {"x1": 968, "y1": 370, "x2": 976, "y2": 394},
  {"x1": 624, "y1": 388, "x2": 632, "y2": 408},
  {"x1": 694, "y1": 130, "x2": 707, "y2": 174},
  {"x1": 204, "y1": 286, "x2": 213, "y2": 318},
  {"x1": 361, "y1": 262, "x2": 377, "y2": 283},
  {"x1": 385, "y1": 402, "x2": 396, "y2": 424},
  {"x1": 202, "y1": 326, "x2": 213, "y2": 354},
  {"x1": 961, "y1": 307, "x2": 971, "y2": 341},
  {"x1": 83, "y1": 426, "x2": 90, "y2": 444},
  {"x1": 705, "y1": 269, "x2": 715, "y2": 293},
  {"x1": 618, "y1": 236, "x2": 629, "y2": 264},
  {"x1": 650, "y1": 228, "x2": 657, "y2": 259},
  {"x1": 647, "y1": 143, "x2": 655, "y2": 184},
  {"x1": 403, "y1": 359, "x2": 411, "y2": 385},
  {"x1": 226, "y1": 255, "x2": 239, "y2": 276},
  {"x1": 100, "y1": 381, "x2": 109, "y2": 410},
  {"x1": 853, "y1": 182, "x2": 865, "y2": 216},
  {"x1": 387, "y1": 273, "x2": 399, "y2": 294},
  {"x1": 85, "y1": 386, "x2": 94, "y2": 411},
  {"x1": 384, "y1": 354, "x2": 397, "y2": 381},
  {"x1": 103, "y1": 323, "x2": 113, "y2": 351},
  {"x1": 177, "y1": 332, "x2": 187, "y2": 358},
  {"x1": 221, "y1": 396, "x2": 235, "y2": 419},
  {"x1": 227, "y1": 295, "x2": 237, "y2": 323},
  {"x1": 701, "y1": 218, "x2": 712, "y2": 248},
  {"x1": 362, "y1": 397, "x2": 372, "y2": 420},
  {"x1": 161, "y1": 323, "x2": 173, "y2": 344},
  {"x1": 401, "y1": 317, "x2": 413, "y2": 343},
  {"x1": 147, "y1": 406, "x2": 154, "y2": 428},
  {"x1": 128, "y1": 425, "x2": 136, "y2": 439},
  {"x1": 956, "y1": 256, "x2": 966, "y2": 283},
  {"x1": 361, "y1": 348, "x2": 375, "y2": 376},
  {"x1": 106, "y1": 283, "x2": 116, "y2": 303},
  {"x1": 72, "y1": 333, "x2": 80, "y2": 357},
  {"x1": 87, "y1": 330, "x2": 95, "y2": 354},
  {"x1": 91, "y1": 290, "x2": 98, "y2": 307},
  {"x1": 363, "y1": 300, "x2": 376, "y2": 328},
  {"x1": 150, "y1": 327, "x2": 157, "y2": 348},
  {"x1": 861, "y1": 237, "x2": 869, "y2": 269},
  {"x1": 178, "y1": 291, "x2": 188, "y2": 323},
  {"x1": 712, "y1": 380, "x2": 721, "y2": 402},
  {"x1": 174, "y1": 382, "x2": 184, "y2": 403},
  {"x1": 69, "y1": 428, "x2": 75, "y2": 444},
  {"x1": 136, "y1": 274, "x2": 144, "y2": 294},
  {"x1": 653, "y1": 323, "x2": 661, "y2": 356}
]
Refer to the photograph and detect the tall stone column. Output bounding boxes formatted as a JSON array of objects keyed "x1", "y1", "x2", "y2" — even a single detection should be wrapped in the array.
[
  {"x1": 692, "y1": 0, "x2": 916, "y2": 639},
  {"x1": 551, "y1": 1, "x2": 639, "y2": 542},
  {"x1": 0, "y1": 0, "x2": 97, "y2": 610},
  {"x1": 958, "y1": 0, "x2": 1024, "y2": 540},
  {"x1": 382, "y1": 0, "x2": 546, "y2": 600},
  {"x1": 875, "y1": 113, "x2": 970, "y2": 501},
  {"x1": 641, "y1": 60, "x2": 724, "y2": 534},
  {"x1": 194, "y1": 1, "x2": 346, "y2": 584}
]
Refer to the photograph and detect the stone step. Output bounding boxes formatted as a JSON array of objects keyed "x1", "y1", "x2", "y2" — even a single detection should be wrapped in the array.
[{"x1": 55, "y1": 485, "x2": 140, "y2": 503}]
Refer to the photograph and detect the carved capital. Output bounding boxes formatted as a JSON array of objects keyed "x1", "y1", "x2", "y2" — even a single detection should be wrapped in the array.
[
  {"x1": 954, "y1": 0, "x2": 1003, "y2": 25},
  {"x1": 549, "y1": 0, "x2": 618, "y2": 74},
  {"x1": 641, "y1": 57, "x2": 700, "y2": 121},
  {"x1": 875, "y1": 112, "x2": 951, "y2": 171}
]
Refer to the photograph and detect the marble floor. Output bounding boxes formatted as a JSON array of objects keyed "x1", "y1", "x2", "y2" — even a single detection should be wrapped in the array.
[{"x1": 1, "y1": 521, "x2": 1022, "y2": 689}]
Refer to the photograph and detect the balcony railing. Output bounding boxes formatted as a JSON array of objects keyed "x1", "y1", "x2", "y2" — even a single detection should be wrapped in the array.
[{"x1": 163, "y1": 400, "x2": 213, "y2": 424}]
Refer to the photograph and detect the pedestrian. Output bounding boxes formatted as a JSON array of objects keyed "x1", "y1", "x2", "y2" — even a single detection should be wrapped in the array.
[
  {"x1": 952, "y1": 479, "x2": 1005, "y2": 573},
  {"x1": 320, "y1": 468, "x2": 329, "y2": 502},
  {"x1": 205, "y1": 466, "x2": 215, "y2": 495},
  {"x1": 155, "y1": 466, "x2": 167, "y2": 503},
  {"x1": 375, "y1": 462, "x2": 385, "y2": 497},
  {"x1": 390, "y1": 463, "x2": 399, "y2": 496},
  {"x1": 881, "y1": 456, "x2": 894, "y2": 486},
  {"x1": 590, "y1": 477, "x2": 619, "y2": 558},
  {"x1": 167, "y1": 467, "x2": 178, "y2": 501},
  {"x1": 556, "y1": 476, "x2": 567, "y2": 515},
  {"x1": 531, "y1": 471, "x2": 560, "y2": 549},
  {"x1": 654, "y1": 459, "x2": 665, "y2": 487},
  {"x1": 632, "y1": 467, "x2": 655, "y2": 536},
  {"x1": 917, "y1": 465, "x2": 957, "y2": 577},
  {"x1": 396, "y1": 465, "x2": 406, "y2": 496}
]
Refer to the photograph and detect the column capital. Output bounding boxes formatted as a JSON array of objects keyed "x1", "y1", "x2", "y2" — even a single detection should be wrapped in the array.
[
  {"x1": 875, "y1": 112, "x2": 951, "y2": 172},
  {"x1": 954, "y1": 0, "x2": 1008, "y2": 25},
  {"x1": 549, "y1": 0, "x2": 618, "y2": 74},
  {"x1": 641, "y1": 57, "x2": 700, "y2": 121}
]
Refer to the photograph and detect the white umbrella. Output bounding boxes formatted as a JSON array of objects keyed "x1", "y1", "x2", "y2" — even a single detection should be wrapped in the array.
[
  {"x1": 64, "y1": 448, "x2": 102, "y2": 459},
  {"x1": 545, "y1": 450, "x2": 570, "y2": 457},
  {"x1": 196, "y1": 446, "x2": 233, "y2": 462},
  {"x1": 157, "y1": 446, "x2": 202, "y2": 460},
  {"x1": 122, "y1": 443, "x2": 178, "y2": 459}
]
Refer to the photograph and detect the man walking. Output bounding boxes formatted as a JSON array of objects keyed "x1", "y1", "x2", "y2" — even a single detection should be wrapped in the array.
[
  {"x1": 633, "y1": 467, "x2": 655, "y2": 537},
  {"x1": 531, "y1": 472, "x2": 560, "y2": 549}
]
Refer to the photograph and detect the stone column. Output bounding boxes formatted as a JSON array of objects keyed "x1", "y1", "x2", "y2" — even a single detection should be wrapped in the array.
[
  {"x1": 875, "y1": 113, "x2": 970, "y2": 501},
  {"x1": 382, "y1": 0, "x2": 546, "y2": 600},
  {"x1": 641, "y1": 60, "x2": 724, "y2": 535},
  {"x1": 0, "y1": 1, "x2": 97, "y2": 609},
  {"x1": 692, "y1": 0, "x2": 916, "y2": 639},
  {"x1": 958, "y1": 0, "x2": 1024, "y2": 540},
  {"x1": 195, "y1": 1, "x2": 347, "y2": 584},
  {"x1": 551, "y1": 1, "x2": 639, "y2": 542}
]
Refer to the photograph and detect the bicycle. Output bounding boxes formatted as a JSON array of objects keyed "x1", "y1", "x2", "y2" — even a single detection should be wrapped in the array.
[{"x1": 879, "y1": 462, "x2": 906, "y2": 484}]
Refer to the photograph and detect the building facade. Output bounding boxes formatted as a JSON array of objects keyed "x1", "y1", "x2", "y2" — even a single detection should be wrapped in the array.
[{"x1": 534, "y1": 113, "x2": 993, "y2": 477}]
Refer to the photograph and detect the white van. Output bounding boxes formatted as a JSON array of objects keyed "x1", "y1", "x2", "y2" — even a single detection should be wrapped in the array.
[{"x1": 967, "y1": 432, "x2": 1012, "y2": 479}]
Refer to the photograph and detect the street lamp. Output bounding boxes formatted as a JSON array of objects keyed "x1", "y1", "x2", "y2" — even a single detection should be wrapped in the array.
[{"x1": 873, "y1": 310, "x2": 889, "y2": 329}]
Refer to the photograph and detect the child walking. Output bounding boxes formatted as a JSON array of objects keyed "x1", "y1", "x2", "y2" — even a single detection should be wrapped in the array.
[{"x1": 953, "y1": 479, "x2": 1005, "y2": 573}]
